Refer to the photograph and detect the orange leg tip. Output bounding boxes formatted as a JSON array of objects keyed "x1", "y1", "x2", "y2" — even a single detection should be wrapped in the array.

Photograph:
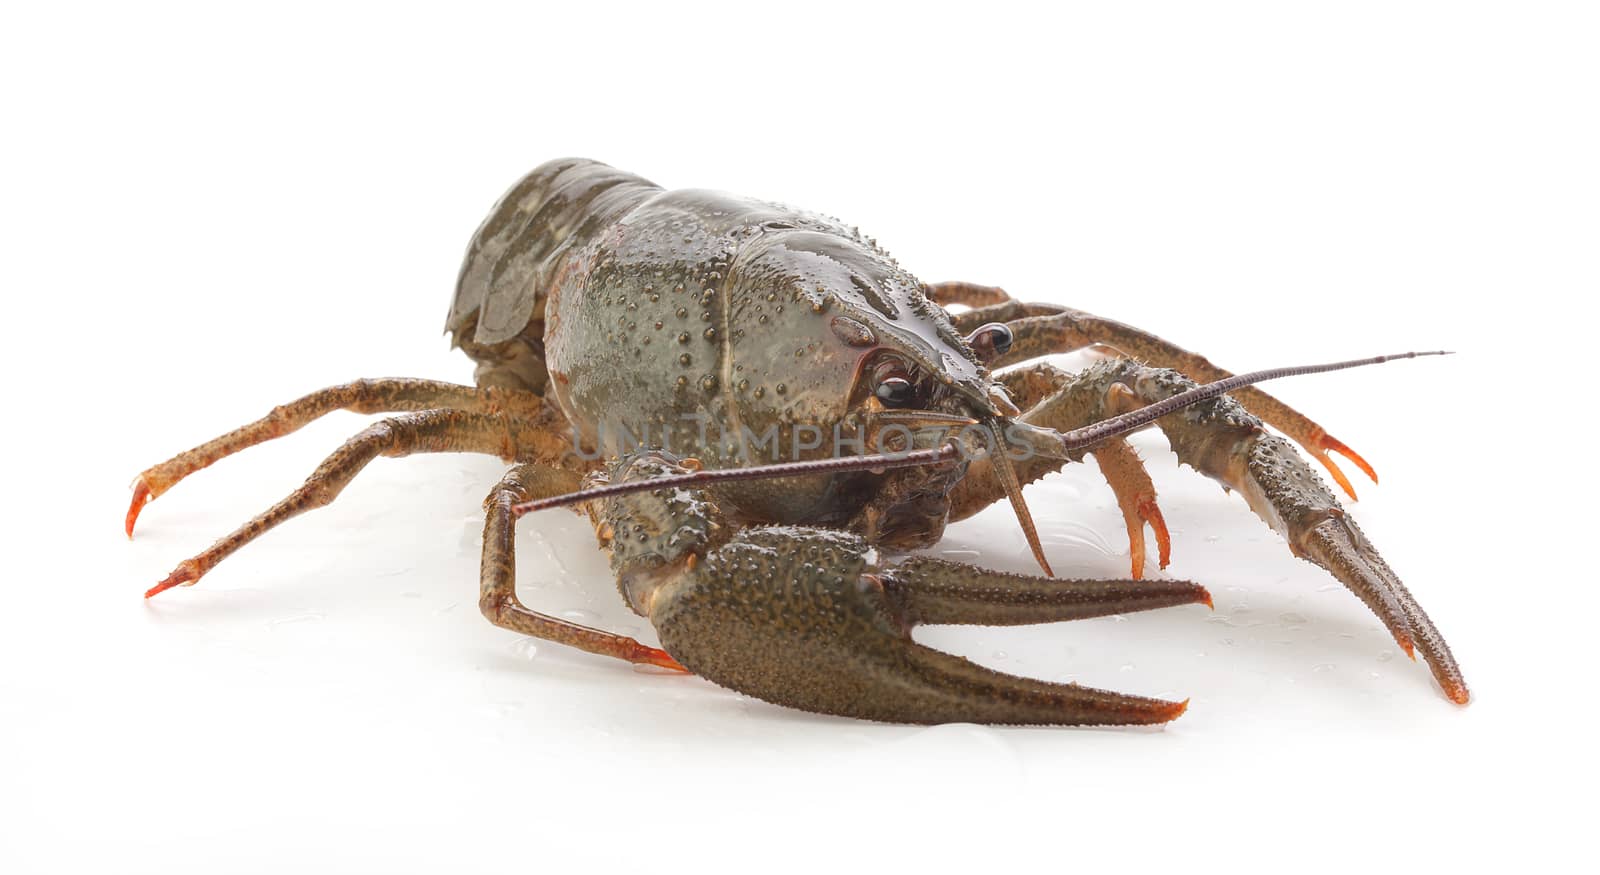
[
  {"x1": 1142, "y1": 502, "x2": 1172, "y2": 569},
  {"x1": 1164, "y1": 698, "x2": 1190, "y2": 721},
  {"x1": 1321, "y1": 435, "x2": 1379, "y2": 485},
  {"x1": 1123, "y1": 505, "x2": 1152, "y2": 579},
  {"x1": 145, "y1": 565, "x2": 197, "y2": 599},
  {"x1": 1315, "y1": 453, "x2": 1360, "y2": 502},
  {"x1": 125, "y1": 479, "x2": 153, "y2": 538},
  {"x1": 1445, "y1": 684, "x2": 1471, "y2": 706},
  {"x1": 636, "y1": 646, "x2": 689, "y2": 673},
  {"x1": 1198, "y1": 589, "x2": 1215, "y2": 610}
]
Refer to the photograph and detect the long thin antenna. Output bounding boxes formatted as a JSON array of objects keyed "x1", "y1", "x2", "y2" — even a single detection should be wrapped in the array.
[
  {"x1": 512, "y1": 445, "x2": 961, "y2": 516},
  {"x1": 1056, "y1": 351, "x2": 1451, "y2": 452},
  {"x1": 512, "y1": 350, "x2": 1451, "y2": 517}
]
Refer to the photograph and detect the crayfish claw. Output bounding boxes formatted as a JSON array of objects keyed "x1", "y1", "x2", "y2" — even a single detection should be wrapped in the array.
[
  {"x1": 1298, "y1": 513, "x2": 1468, "y2": 702},
  {"x1": 1298, "y1": 517, "x2": 1417, "y2": 659},
  {"x1": 645, "y1": 529, "x2": 1208, "y2": 725},
  {"x1": 1263, "y1": 442, "x2": 1468, "y2": 702},
  {"x1": 1060, "y1": 358, "x2": 1466, "y2": 702}
]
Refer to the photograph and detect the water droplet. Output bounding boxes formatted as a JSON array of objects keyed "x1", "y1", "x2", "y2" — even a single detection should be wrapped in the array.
[
  {"x1": 562, "y1": 608, "x2": 601, "y2": 624},
  {"x1": 509, "y1": 640, "x2": 539, "y2": 661},
  {"x1": 1377, "y1": 650, "x2": 1395, "y2": 662},
  {"x1": 1120, "y1": 663, "x2": 1136, "y2": 672},
  {"x1": 1279, "y1": 611, "x2": 1308, "y2": 625},
  {"x1": 1312, "y1": 663, "x2": 1336, "y2": 673},
  {"x1": 992, "y1": 650, "x2": 1007, "y2": 660}
]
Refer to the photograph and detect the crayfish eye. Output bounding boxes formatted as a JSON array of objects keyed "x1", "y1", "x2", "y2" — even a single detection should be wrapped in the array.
[
  {"x1": 875, "y1": 376, "x2": 915, "y2": 407},
  {"x1": 965, "y1": 322, "x2": 1014, "y2": 363}
]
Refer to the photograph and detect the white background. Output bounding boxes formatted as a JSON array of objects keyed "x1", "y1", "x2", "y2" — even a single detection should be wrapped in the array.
[{"x1": 3, "y1": 2, "x2": 1594, "y2": 872}]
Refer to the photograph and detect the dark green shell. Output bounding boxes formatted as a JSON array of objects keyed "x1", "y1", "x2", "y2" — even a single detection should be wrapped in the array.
[{"x1": 448, "y1": 159, "x2": 994, "y2": 524}]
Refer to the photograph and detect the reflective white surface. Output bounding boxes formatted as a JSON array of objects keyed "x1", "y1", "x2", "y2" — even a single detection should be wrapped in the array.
[{"x1": 2, "y1": 3, "x2": 1592, "y2": 871}]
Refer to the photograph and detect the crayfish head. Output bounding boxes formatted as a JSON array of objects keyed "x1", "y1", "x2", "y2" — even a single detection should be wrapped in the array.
[{"x1": 845, "y1": 350, "x2": 1050, "y2": 574}]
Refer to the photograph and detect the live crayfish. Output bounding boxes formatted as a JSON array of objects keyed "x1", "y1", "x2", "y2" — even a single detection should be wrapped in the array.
[{"x1": 128, "y1": 158, "x2": 1468, "y2": 724}]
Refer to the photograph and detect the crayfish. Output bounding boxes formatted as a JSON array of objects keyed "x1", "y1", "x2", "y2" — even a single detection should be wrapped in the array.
[{"x1": 129, "y1": 158, "x2": 1467, "y2": 724}]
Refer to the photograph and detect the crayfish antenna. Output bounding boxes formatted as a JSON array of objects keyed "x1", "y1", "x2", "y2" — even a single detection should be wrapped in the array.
[
  {"x1": 1056, "y1": 351, "x2": 1453, "y2": 453},
  {"x1": 512, "y1": 445, "x2": 962, "y2": 516}
]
